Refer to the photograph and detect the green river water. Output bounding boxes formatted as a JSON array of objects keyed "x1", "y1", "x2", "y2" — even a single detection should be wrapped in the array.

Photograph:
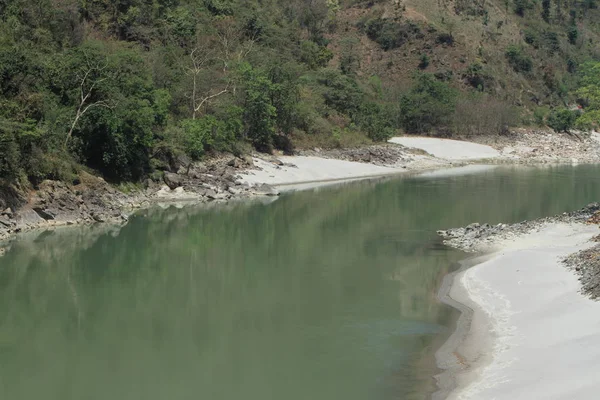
[{"x1": 1, "y1": 165, "x2": 600, "y2": 400}]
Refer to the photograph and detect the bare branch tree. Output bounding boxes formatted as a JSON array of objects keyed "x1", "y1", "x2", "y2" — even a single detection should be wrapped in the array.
[
  {"x1": 64, "y1": 58, "x2": 112, "y2": 149},
  {"x1": 185, "y1": 24, "x2": 257, "y2": 119}
]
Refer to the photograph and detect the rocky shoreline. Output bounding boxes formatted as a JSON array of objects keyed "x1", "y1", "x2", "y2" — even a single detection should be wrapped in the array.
[
  {"x1": 2, "y1": 129, "x2": 600, "y2": 256},
  {"x1": 0, "y1": 154, "x2": 282, "y2": 253},
  {"x1": 473, "y1": 128, "x2": 600, "y2": 164},
  {"x1": 438, "y1": 203, "x2": 600, "y2": 298},
  {"x1": 0, "y1": 142, "x2": 444, "y2": 253}
]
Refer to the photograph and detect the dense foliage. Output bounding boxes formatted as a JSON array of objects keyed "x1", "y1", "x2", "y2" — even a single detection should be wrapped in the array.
[{"x1": 1, "y1": 0, "x2": 599, "y2": 185}]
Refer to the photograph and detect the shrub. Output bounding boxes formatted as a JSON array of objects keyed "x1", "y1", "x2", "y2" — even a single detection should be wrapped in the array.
[
  {"x1": 300, "y1": 41, "x2": 334, "y2": 70},
  {"x1": 355, "y1": 102, "x2": 395, "y2": 141},
  {"x1": 400, "y1": 74, "x2": 457, "y2": 133},
  {"x1": 436, "y1": 33, "x2": 454, "y2": 46},
  {"x1": 547, "y1": 109, "x2": 577, "y2": 132},
  {"x1": 364, "y1": 18, "x2": 421, "y2": 51},
  {"x1": 533, "y1": 106, "x2": 550, "y2": 126},
  {"x1": 575, "y1": 110, "x2": 600, "y2": 131},
  {"x1": 316, "y1": 69, "x2": 364, "y2": 117},
  {"x1": 568, "y1": 25, "x2": 579, "y2": 45},
  {"x1": 463, "y1": 62, "x2": 488, "y2": 90},
  {"x1": 180, "y1": 107, "x2": 243, "y2": 160},
  {"x1": 505, "y1": 45, "x2": 533, "y2": 73},
  {"x1": 541, "y1": 31, "x2": 560, "y2": 54},
  {"x1": 513, "y1": 0, "x2": 532, "y2": 16},
  {"x1": 418, "y1": 54, "x2": 430, "y2": 70}
]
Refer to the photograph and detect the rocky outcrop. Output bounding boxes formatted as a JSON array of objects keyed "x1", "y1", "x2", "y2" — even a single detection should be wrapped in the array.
[
  {"x1": 163, "y1": 172, "x2": 183, "y2": 190},
  {"x1": 0, "y1": 154, "x2": 280, "y2": 247}
]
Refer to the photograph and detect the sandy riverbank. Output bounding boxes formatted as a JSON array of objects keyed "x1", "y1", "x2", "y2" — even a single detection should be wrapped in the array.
[{"x1": 437, "y1": 220, "x2": 600, "y2": 400}]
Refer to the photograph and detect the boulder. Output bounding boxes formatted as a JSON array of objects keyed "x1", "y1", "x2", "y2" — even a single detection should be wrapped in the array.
[
  {"x1": 254, "y1": 184, "x2": 280, "y2": 197},
  {"x1": 0, "y1": 215, "x2": 13, "y2": 227},
  {"x1": 241, "y1": 154, "x2": 254, "y2": 166},
  {"x1": 227, "y1": 158, "x2": 243, "y2": 168},
  {"x1": 163, "y1": 172, "x2": 183, "y2": 190},
  {"x1": 33, "y1": 207, "x2": 56, "y2": 220}
]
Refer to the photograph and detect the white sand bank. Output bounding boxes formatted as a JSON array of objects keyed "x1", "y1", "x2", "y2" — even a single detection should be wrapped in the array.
[
  {"x1": 389, "y1": 137, "x2": 500, "y2": 161},
  {"x1": 239, "y1": 156, "x2": 403, "y2": 187},
  {"x1": 445, "y1": 223, "x2": 600, "y2": 400}
]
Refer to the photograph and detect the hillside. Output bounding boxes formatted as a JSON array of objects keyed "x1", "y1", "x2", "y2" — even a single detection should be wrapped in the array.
[{"x1": 1, "y1": 0, "x2": 600, "y2": 188}]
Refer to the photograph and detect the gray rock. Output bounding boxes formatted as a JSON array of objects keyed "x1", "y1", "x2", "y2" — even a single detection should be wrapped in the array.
[
  {"x1": 254, "y1": 184, "x2": 280, "y2": 197},
  {"x1": 0, "y1": 215, "x2": 12, "y2": 227},
  {"x1": 241, "y1": 154, "x2": 254, "y2": 166},
  {"x1": 163, "y1": 172, "x2": 183, "y2": 190},
  {"x1": 15, "y1": 209, "x2": 46, "y2": 227},
  {"x1": 227, "y1": 158, "x2": 243, "y2": 168},
  {"x1": 205, "y1": 189, "x2": 218, "y2": 200},
  {"x1": 33, "y1": 207, "x2": 56, "y2": 220},
  {"x1": 227, "y1": 187, "x2": 241, "y2": 195}
]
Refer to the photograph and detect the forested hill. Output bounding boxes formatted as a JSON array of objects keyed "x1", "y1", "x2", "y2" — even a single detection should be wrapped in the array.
[{"x1": 1, "y1": 0, "x2": 600, "y2": 185}]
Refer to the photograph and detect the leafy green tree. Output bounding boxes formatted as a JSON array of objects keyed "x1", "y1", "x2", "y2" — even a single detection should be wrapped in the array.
[
  {"x1": 316, "y1": 69, "x2": 364, "y2": 117},
  {"x1": 59, "y1": 42, "x2": 165, "y2": 181},
  {"x1": 400, "y1": 74, "x2": 458, "y2": 133},
  {"x1": 299, "y1": 41, "x2": 333, "y2": 70},
  {"x1": 547, "y1": 109, "x2": 577, "y2": 132},
  {"x1": 240, "y1": 63, "x2": 277, "y2": 152},
  {"x1": 542, "y1": 0, "x2": 551, "y2": 22},
  {"x1": 356, "y1": 102, "x2": 395, "y2": 141}
]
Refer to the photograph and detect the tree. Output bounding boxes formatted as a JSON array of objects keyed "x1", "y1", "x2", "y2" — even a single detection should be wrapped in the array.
[
  {"x1": 240, "y1": 63, "x2": 277, "y2": 152},
  {"x1": 64, "y1": 57, "x2": 112, "y2": 149},
  {"x1": 505, "y1": 45, "x2": 533, "y2": 73},
  {"x1": 187, "y1": 44, "x2": 229, "y2": 119},
  {"x1": 400, "y1": 74, "x2": 457, "y2": 133},
  {"x1": 542, "y1": 0, "x2": 551, "y2": 22},
  {"x1": 547, "y1": 109, "x2": 577, "y2": 132}
]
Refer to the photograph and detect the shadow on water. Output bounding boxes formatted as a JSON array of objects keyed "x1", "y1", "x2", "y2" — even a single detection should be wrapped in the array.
[{"x1": 1, "y1": 165, "x2": 600, "y2": 400}]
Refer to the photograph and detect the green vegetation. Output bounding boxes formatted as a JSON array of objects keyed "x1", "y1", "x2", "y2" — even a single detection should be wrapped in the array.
[
  {"x1": 506, "y1": 45, "x2": 533, "y2": 73},
  {"x1": 2, "y1": 0, "x2": 600, "y2": 187},
  {"x1": 400, "y1": 74, "x2": 457, "y2": 134}
]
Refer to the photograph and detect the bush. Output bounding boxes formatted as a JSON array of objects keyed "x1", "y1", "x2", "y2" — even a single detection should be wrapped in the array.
[
  {"x1": 533, "y1": 106, "x2": 550, "y2": 126},
  {"x1": 364, "y1": 18, "x2": 421, "y2": 51},
  {"x1": 547, "y1": 109, "x2": 578, "y2": 132},
  {"x1": 300, "y1": 41, "x2": 334, "y2": 70},
  {"x1": 574, "y1": 110, "x2": 600, "y2": 130},
  {"x1": 316, "y1": 69, "x2": 365, "y2": 117},
  {"x1": 400, "y1": 74, "x2": 458, "y2": 133},
  {"x1": 180, "y1": 108, "x2": 243, "y2": 160},
  {"x1": 355, "y1": 102, "x2": 395, "y2": 141},
  {"x1": 436, "y1": 33, "x2": 454, "y2": 46},
  {"x1": 463, "y1": 62, "x2": 488, "y2": 90},
  {"x1": 568, "y1": 25, "x2": 579, "y2": 45},
  {"x1": 505, "y1": 45, "x2": 533, "y2": 73},
  {"x1": 513, "y1": 0, "x2": 532, "y2": 16},
  {"x1": 418, "y1": 54, "x2": 430, "y2": 70}
]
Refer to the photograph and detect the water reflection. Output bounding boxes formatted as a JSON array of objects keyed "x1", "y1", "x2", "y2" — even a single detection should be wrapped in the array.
[{"x1": 1, "y1": 165, "x2": 600, "y2": 400}]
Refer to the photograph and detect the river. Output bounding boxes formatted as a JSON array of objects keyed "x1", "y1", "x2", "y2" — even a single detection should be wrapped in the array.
[{"x1": 1, "y1": 165, "x2": 600, "y2": 400}]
